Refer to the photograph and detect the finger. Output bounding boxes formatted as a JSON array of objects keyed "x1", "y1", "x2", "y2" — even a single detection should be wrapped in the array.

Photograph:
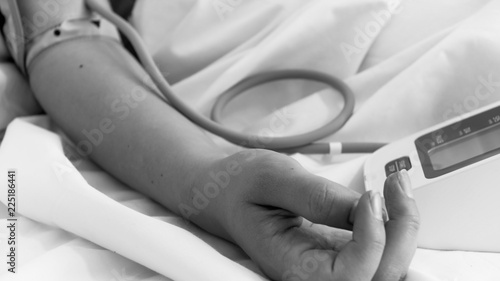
[
  {"x1": 373, "y1": 170, "x2": 420, "y2": 281},
  {"x1": 279, "y1": 221, "x2": 350, "y2": 281},
  {"x1": 256, "y1": 168, "x2": 361, "y2": 230},
  {"x1": 236, "y1": 205, "x2": 339, "y2": 281},
  {"x1": 281, "y1": 248, "x2": 338, "y2": 281},
  {"x1": 333, "y1": 191, "x2": 386, "y2": 281},
  {"x1": 301, "y1": 219, "x2": 352, "y2": 250},
  {"x1": 280, "y1": 220, "x2": 353, "y2": 281}
]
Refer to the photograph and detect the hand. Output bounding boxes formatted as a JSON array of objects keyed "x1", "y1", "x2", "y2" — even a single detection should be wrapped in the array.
[{"x1": 181, "y1": 150, "x2": 420, "y2": 281}]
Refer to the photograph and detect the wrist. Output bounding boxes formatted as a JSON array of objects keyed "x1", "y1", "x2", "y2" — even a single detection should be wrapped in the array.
[
  {"x1": 176, "y1": 149, "x2": 289, "y2": 241},
  {"x1": 161, "y1": 150, "x2": 222, "y2": 213},
  {"x1": 176, "y1": 150, "x2": 256, "y2": 241}
]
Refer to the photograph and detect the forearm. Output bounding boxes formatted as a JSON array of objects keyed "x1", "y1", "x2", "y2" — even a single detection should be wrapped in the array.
[{"x1": 28, "y1": 36, "x2": 226, "y2": 215}]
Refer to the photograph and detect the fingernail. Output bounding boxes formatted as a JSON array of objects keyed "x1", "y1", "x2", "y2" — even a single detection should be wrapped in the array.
[
  {"x1": 349, "y1": 199, "x2": 359, "y2": 225},
  {"x1": 381, "y1": 197, "x2": 389, "y2": 222},
  {"x1": 382, "y1": 207, "x2": 389, "y2": 223},
  {"x1": 398, "y1": 170, "x2": 413, "y2": 198},
  {"x1": 370, "y1": 191, "x2": 384, "y2": 221}
]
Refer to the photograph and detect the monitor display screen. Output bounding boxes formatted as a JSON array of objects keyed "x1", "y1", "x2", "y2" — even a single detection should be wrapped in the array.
[{"x1": 428, "y1": 124, "x2": 500, "y2": 170}]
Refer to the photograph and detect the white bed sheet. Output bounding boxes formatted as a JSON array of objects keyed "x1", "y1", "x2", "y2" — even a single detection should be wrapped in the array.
[{"x1": 2, "y1": 0, "x2": 500, "y2": 280}]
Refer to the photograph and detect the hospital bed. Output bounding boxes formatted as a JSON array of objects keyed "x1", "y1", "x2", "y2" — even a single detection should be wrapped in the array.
[{"x1": 1, "y1": 0, "x2": 500, "y2": 280}]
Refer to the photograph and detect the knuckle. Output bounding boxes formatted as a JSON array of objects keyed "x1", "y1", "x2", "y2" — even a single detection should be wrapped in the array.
[
  {"x1": 359, "y1": 233, "x2": 386, "y2": 257},
  {"x1": 405, "y1": 214, "x2": 421, "y2": 236},
  {"x1": 251, "y1": 155, "x2": 282, "y2": 185},
  {"x1": 308, "y1": 184, "x2": 334, "y2": 221},
  {"x1": 250, "y1": 150, "x2": 300, "y2": 188},
  {"x1": 371, "y1": 236, "x2": 387, "y2": 253},
  {"x1": 252, "y1": 150, "x2": 286, "y2": 172},
  {"x1": 407, "y1": 216, "x2": 420, "y2": 236}
]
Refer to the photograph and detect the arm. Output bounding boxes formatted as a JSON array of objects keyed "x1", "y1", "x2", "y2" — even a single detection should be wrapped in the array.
[
  {"x1": 29, "y1": 36, "x2": 223, "y2": 221},
  {"x1": 28, "y1": 36, "x2": 419, "y2": 280},
  {"x1": 29, "y1": 36, "x2": 235, "y2": 238}
]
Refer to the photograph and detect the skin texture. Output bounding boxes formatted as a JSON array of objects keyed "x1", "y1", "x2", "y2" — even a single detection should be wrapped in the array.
[{"x1": 28, "y1": 37, "x2": 420, "y2": 281}]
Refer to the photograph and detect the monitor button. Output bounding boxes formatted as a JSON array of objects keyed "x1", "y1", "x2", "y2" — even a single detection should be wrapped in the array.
[
  {"x1": 385, "y1": 161, "x2": 398, "y2": 177},
  {"x1": 397, "y1": 156, "x2": 412, "y2": 171},
  {"x1": 385, "y1": 156, "x2": 412, "y2": 177}
]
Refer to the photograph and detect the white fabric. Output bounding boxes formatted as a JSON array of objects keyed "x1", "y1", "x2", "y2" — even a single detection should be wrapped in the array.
[
  {"x1": 2, "y1": 0, "x2": 500, "y2": 280},
  {"x1": 0, "y1": 117, "x2": 264, "y2": 281}
]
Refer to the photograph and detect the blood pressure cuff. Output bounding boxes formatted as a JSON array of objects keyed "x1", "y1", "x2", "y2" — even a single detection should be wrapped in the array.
[{"x1": 0, "y1": 0, "x2": 120, "y2": 74}]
